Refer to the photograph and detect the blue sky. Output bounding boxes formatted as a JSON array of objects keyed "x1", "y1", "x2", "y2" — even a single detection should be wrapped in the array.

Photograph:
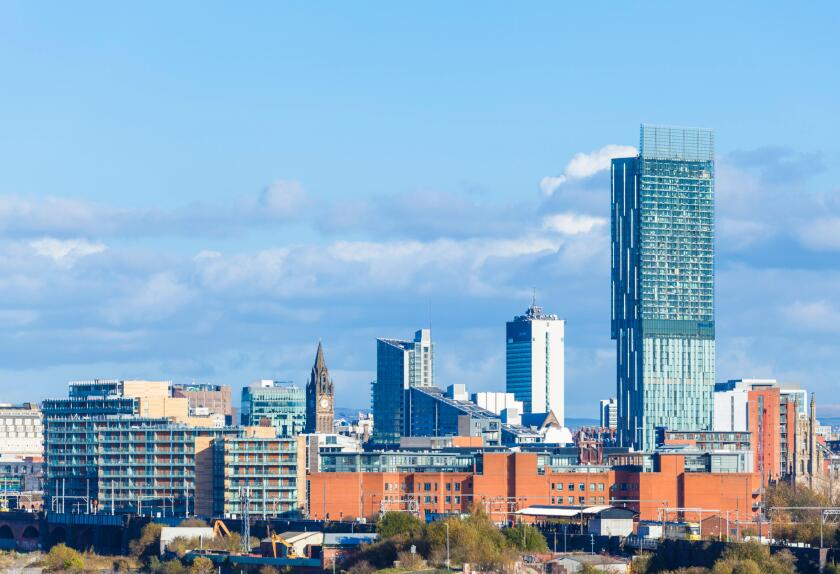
[{"x1": 1, "y1": 2, "x2": 839, "y2": 417}]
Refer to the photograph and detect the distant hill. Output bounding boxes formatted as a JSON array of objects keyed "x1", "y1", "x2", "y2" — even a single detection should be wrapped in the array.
[{"x1": 335, "y1": 407, "x2": 370, "y2": 420}]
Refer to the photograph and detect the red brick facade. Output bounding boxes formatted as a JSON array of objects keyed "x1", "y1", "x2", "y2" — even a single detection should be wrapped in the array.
[{"x1": 308, "y1": 452, "x2": 762, "y2": 524}]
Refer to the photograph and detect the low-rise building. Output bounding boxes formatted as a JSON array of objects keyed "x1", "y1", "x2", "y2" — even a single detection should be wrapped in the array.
[
  {"x1": 309, "y1": 448, "x2": 762, "y2": 524},
  {"x1": 172, "y1": 383, "x2": 233, "y2": 420}
]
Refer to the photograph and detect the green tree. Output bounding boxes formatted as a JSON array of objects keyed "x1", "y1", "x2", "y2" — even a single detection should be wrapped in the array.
[
  {"x1": 501, "y1": 523, "x2": 548, "y2": 552},
  {"x1": 189, "y1": 556, "x2": 215, "y2": 574},
  {"x1": 130, "y1": 522, "x2": 164, "y2": 558},
  {"x1": 42, "y1": 544, "x2": 85, "y2": 572},
  {"x1": 376, "y1": 512, "x2": 425, "y2": 539}
]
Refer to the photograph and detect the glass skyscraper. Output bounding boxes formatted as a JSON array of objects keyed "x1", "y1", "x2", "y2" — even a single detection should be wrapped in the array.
[
  {"x1": 371, "y1": 329, "x2": 434, "y2": 446},
  {"x1": 240, "y1": 380, "x2": 306, "y2": 437},
  {"x1": 611, "y1": 124, "x2": 715, "y2": 451}
]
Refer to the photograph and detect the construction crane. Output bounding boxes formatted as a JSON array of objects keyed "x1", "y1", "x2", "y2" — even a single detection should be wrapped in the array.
[{"x1": 213, "y1": 520, "x2": 232, "y2": 538}]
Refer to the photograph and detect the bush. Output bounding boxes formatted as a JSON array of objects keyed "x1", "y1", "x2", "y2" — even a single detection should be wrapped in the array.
[
  {"x1": 160, "y1": 558, "x2": 188, "y2": 574},
  {"x1": 348, "y1": 560, "x2": 375, "y2": 574},
  {"x1": 43, "y1": 544, "x2": 85, "y2": 572},
  {"x1": 190, "y1": 556, "x2": 215, "y2": 574},
  {"x1": 179, "y1": 518, "x2": 209, "y2": 527},
  {"x1": 377, "y1": 512, "x2": 425, "y2": 539},
  {"x1": 259, "y1": 566, "x2": 280, "y2": 574},
  {"x1": 501, "y1": 523, "x2": 548, "y2": 552},
  {"x1": 130, "y1": 522, "x2": 164, "y2": 558},
  {"x1": 113, "y1": 556, "x2": 133, "y2": 572},
  {"x1": 397, "y1": 549, "x2": 424, "y2": 570}
]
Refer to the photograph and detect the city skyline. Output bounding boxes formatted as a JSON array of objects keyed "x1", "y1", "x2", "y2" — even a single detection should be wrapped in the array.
[{"x1": 1, "y1": 3, "x2": 840, "y2": 419}]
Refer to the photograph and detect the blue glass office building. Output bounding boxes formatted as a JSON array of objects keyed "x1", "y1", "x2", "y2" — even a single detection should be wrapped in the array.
[{"x1": 611, "y1": 125, "x2": 715, "y2": 451}]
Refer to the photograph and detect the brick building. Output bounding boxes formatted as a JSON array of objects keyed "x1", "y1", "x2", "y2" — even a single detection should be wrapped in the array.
[{"x1": 307, "y1": 450, "x2": 761, "y2": 524}]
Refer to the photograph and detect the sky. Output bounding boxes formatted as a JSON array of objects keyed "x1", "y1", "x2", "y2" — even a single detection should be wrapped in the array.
[{"x1": 1, "y1": 2, "x2": 839, "y2": 417}]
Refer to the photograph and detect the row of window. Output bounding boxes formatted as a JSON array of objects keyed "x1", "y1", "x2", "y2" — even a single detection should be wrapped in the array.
[
  {"x1": 550, "y1": 482, "x2": 606, "y2": 492},
  {"x1": 551, "y1": 496, "x2": 606, "y2": 505}
]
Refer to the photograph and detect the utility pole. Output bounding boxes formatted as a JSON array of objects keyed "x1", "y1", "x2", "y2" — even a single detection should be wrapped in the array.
[{"x1": 240, "y1": 487, "x2": 251, "y2": 553}]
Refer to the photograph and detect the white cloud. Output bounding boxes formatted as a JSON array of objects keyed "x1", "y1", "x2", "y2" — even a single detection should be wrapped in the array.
[
  {"x1": 783, "y1": 300, "x2": 840, "y2": 333},
  {"x1": 30, "y1": 237, "x2": 106, "y2": 265},
  {"x1": 256, "y1": 180, "x2": 308, "y2": 219},
  {"x1": 541, "y1": 144, "x2": 637, "y2": 196},
  {"x1": 103, "y1": 273, "x2": 193, "y2": 325},
  {"x1": 798, "y1": 218, "x2": 840, "y2": 251},
  {"x1": 542, "y1": 213, "x2": 607, "y2": 235}
]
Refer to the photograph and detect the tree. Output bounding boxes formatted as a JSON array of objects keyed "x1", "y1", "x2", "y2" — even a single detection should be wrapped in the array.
[
  {"x1": 130, "y1": 522, "x2": 164, "y2": 558},
  {"x1": 190, "y1": 556, "x2": 215, "y2": 574},
  {"x1": 712, "y1": 542, "x2": 795, "y2": 574},
  {"x1": 376, "y1": 512, "x2": 425, "y2": 539},
  {"x1": 501, "y1": 523, "x2": 548, "y2": 552},
  {"x1": 42, "y1": 544, "x2": 85, "y2": 572}
]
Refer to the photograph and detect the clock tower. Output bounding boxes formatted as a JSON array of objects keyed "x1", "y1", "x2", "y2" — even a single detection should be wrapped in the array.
[{"x1": 306, "y1": 341, "x2": 334, "y2": 434}]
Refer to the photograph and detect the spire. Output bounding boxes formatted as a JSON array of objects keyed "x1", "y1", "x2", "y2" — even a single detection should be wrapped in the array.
[{"x1": 314, "y1": 340, "x2": 326, "y2": 372}]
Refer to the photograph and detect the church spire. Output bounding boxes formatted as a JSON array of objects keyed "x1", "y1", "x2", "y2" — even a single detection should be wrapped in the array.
[{"x1": 314, "y1": 340, "x2": 326, "y2": 372}]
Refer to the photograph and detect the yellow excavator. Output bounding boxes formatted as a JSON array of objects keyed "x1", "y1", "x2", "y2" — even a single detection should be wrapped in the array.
[
  {"x1": 267, "y1": 530, "x2": 300, "y2": 559},
  {"x1": 213, "y1": 520, "x2": 232, "y2": 538}
]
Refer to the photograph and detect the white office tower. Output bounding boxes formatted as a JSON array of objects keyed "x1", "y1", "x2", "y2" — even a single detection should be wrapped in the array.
[
  {"x1": 505, "y1": 302, "x2": 565, "y2": 424},
  {"x1": 599, "y1": 398, "x2": 618, "y2": 429}
]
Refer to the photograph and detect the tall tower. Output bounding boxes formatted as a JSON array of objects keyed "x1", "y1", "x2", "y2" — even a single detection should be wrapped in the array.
[
  {"x1": 505, "y1": 301, "x2": 565, "y2": 422},
  {"x1": 306, "y1": 342, "x2": 334, "y2": 434},
  {"x1": 371, "y1": 329, "x2": 434, "y2": 445},
  {"x1": 611, "y1": 124, "x2": 716, "y2": 450}
]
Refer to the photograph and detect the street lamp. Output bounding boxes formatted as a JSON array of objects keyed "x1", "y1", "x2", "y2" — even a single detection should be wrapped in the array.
[{"x1": 444, "y1": 522, "x2": 450, "y2": 570}]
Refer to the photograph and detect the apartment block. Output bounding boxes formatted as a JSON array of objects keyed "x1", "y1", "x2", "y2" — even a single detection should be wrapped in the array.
[
  {"x1": 213, "y1": 434, "x2": 306, "y2": 518},
  {"x1": 0, "y1": 403, "x2": 43, "y2": 459}
]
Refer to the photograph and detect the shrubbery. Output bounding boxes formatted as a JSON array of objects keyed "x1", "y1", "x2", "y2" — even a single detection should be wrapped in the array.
[
  {"x1": 353, "y1": 505, "x2": 547, "y2": 571},
  {"x1": 42, "y1": 544, "x2": 85, "y2": 572}
]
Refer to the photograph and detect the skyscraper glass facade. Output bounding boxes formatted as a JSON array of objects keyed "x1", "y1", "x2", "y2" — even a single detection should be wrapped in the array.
[
  {"x1": 371, "y1": 329, "x2": 434, "y2": 445},
  {"x1": 611, "y1": 124, "x2": 715, "y2": 451},
  {"x1": 240, "y1": 382, "x2": 306, "y2": 437}
]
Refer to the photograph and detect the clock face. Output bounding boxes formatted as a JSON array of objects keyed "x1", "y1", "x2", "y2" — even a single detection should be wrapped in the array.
[{"x1": 320, "y1": 397, "x2": 330, "y2": 409}]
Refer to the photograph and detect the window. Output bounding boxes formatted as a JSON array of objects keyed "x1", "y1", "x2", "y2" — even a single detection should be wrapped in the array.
[
  {"x1": 455, "y1": 496, "x2": 461, "y2": 504},
  {"x1": 557, "y1": 483, "x2": 563, "y2": 491},
  {"x1": 578, "y1": 483, "x2": 585, "y2": 491},
  {"x1": 424, "y1": 483, "x2": 431, "y2": 492},
  {"x1": 445, "y1": 496, "x2": 451, "y2": 504},
  {"x1": 568, "y1": 483, "x2": 575, "y2": 491},
  {"x1": 598, "y1": 483, "x2": 605, "y2": 491},
  {"x1": 424, "y1": 496, "x2": 431, "y2": 503},
  {"x1": 578, "y1": 496, "x2": 585, "y2": 504},
  {"x1": 589, "y1": 483, "x2": 596, "y2": 491},
  {"x1": 454, "y1": 483, "x2": 461, "y2": 492},
  {"x1": 446, "y1": 483, "x2": 451, "y2": 491},
  {"x1": 567, "y1": 496, "x2": 574, "y2": 504}
]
